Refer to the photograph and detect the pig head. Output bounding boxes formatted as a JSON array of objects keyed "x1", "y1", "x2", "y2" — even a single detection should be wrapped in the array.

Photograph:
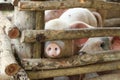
[
  {"x1": 44, "y1": 19, "x2": 95, "y2": 58},
  {"x1": 44, "y1": 19, "x2": 75, "y2": 58}
]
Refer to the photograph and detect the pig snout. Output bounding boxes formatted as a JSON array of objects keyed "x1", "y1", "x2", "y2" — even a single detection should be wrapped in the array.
[
  {"x1": 79, "y1": 37, "x2": 111, "y2": 54},
  {"x1": 45, "y1": 43, "x2": 61, "y2": 58}
]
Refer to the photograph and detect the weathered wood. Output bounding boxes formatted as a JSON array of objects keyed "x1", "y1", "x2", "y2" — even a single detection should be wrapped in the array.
[
  {"x1": 13, "y1": 68, "x2": 30, "y2": 80},
  {"x1": 0, "y1": 12, "x2": 20, "y2": 39},
  {"x1": 22, "y1": 50, "x2": 120, "y2": 70},
  {"x1": 0, "y1": 29, "x2": 20, "y2": 76},
  {"x1": 106, "y1": 9, "x2": 120, "y2": 19},
  {"x1": 104, "y1": 18, "x2": 120, "y2": 27},
  {"x1": 97, "y1": 9, "x2": 107, "y2": 26},
  {"x1": 0, "y1": 0, "x2": 11, "y2": 3},
  {"x1": 21, "y1": 27, "x2": 120, "y2": 43},
  {"x1": 0, "y1": 3, "x2": 14, "y2": 10},
  {"x1": 11, "y1": 7, "x2": 36, "y2": 59},
  {"x1": 18, "y1": 0, "x2": 91, "y2": 11},
  {"x1": 33, "y1": 11, "x2": 45, "y2": 58},
  {"x1": 26, "y1": 61, "x2": 120, "y2": 79},
  {"x1": 85, "y1": 73, "x2": 120, "y2": 80},
  {"x1": 18, "y1": 0, "x2": 120, "y2": 11},
  {"x1": 11, "y1": 0, "x2": 19, "y2": 6}
]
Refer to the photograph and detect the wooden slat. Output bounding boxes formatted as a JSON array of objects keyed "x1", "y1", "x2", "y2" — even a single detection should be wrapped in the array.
[
  {"x1": 21, "y1": 27, "x2": 120, "y2": 43},
  {"x1": 18, "y1": 0, "x2": 120, "y2": 11},
  {"x1": 18, "y1": 0, "x2": 92, "y2": 11},
  {"x1": 33, "y1": 11, "x2": 45, "y2": 58},
  {"x1": 85, "y1": 73, "x2": 120, "y2": 80},
  {"x1": 22, "y1": 50, "x2": 120, "y2": 70},
  {"x1": 26, "y1": 61, "x2": 120, "y2": 79},
  {"x1": 0, "y1": 3, "x2": 14, "y2": 10}
]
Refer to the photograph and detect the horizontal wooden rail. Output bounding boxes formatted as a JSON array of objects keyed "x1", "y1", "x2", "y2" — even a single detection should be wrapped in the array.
[
  {"x1": 86, "y1": 73, "x2": 120, "y2": 80},
  {"x1": 18, "y1": 0, "x2": 120, "y2": 11},
  {"x1": 26, "y1": 61, "x2": 120, "y2": 79},
  {"x1": 0, "y1": 3, "x2": 14, "y2": 10},
  {"x1": 21, "y1": 27, "x2": 120, "y2": 43},
  {"x1": 22, "y1": 50, "x2": 120, "y2": 70}
]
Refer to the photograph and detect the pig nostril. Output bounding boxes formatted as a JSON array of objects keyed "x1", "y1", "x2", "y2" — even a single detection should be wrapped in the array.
[
  {"x1": 100, "y1": 42, "x2": 105, "y2": 48},
  {"x1": 55, "y1": 48, "x2": 58, "y2": 51},
  {"x1": 48, "y1": 47, "x2": 51, "y2": 51}
]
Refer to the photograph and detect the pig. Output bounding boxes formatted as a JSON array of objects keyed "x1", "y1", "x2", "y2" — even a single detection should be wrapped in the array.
[
  {"x1": 44, "y1": 8, "x2": 103, "y2": 80},
  {"x1": 44, "y1": 19, "x2": 75, "y2": 58},
  {"x1": 45, "y1": 9, "x2": 66, "y2": 22},
  {"x1": 79, "y1": 37, "x2": 112, "y2": 54},
  {"x1": 44, "y1": 18, "x2": 120, "y2": 80},
  {"x1": 45, "y1": 8, "x2": 102, "y2": 27},
  {"x1": 79, "y1": 36, "x2": 120, "y2": 80},
  {"x1": 44, "y1": 19, "x2": 95, "y2": 58},
  {"x1": 44, "y1": 8, "x2": 103, "y2": 58}
]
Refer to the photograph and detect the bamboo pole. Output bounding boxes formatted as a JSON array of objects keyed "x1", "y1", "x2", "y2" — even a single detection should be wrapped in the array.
[
  {"x1": 0, "y1": 28, "x2": 20, "y2": 76},
  {"x1": 33, "y1": 11, "x2": 45, "y2": 58},
  {"x1": 21, "y1": 27, "x2": 120, "y2": 43},
  {"x1": 0, "y1": 12, "x2": 20, "y2": 39},
  {"x1": 26, "y1": 61, "x2": 120, "y2": 79},
  {"x1": 22, "y1": 50, "x2": 120, "y2": 70},
  {"x1": 18, "y1": 0, "x2": 120, "y2": 11},
  {"x1": 84, "y1": 73, "x2": 120, "y2": 80}
]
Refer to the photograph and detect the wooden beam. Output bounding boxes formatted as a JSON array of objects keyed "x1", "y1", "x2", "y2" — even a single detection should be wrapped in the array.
[
  {"x1": 0, "y1": 3, "x2": 14, "y2": 10},
  {"x1": 85, "y1": 73, "x2": 120, "y2": 80},
  {"x1": 21, "y1": 27, "x2": 120, "y2": 43},
  {"x1": 33, "y1": 11, "x2": 45, "y2": 58},
  {"x1": 0, "y1": 29, "x2": 20, "y2": 76},
  {"x1": 22, "y1": 50, "x2": 120, "y2": 70},
  {"x1": 18, "y1": 0, "x2": 120, "y2": 11},
  {"x1": 18, "y1": 0, "x2": 92, "y2": 11},
  {"x1": 0, "y1": 12, "x2": 20, "y2": 39},
  {"x1": 104, "y1": 18, "x2": 120, "y2": 27},
  {"x1": 26, "y1": 61, "x2": 120, "y2": 79}
]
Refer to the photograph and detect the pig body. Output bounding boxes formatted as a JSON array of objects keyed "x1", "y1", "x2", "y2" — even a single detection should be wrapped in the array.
[
  {"x1": 59, "y1": 8, "x2": 102, "y2": 27},
  {"x1": 45, "y1": 9, "x2": 66, "y2": 22},
  {"x1": 45, "y1": 8, "x2": 102, "y2": 27}
]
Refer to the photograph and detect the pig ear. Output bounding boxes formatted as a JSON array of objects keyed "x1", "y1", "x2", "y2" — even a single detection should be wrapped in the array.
[
  {"x1": 111, "y1": 37, "x2": 120, "y2": 50},
  {"x1": 69, "y1": 22, "x2": 91, "y2": 51},
  {"x1": 69, "y1": 21, "x2": 93, "y2": 28}
]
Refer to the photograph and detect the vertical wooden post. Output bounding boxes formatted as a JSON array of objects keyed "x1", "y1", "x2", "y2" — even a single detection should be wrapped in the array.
[
  {"x1": 97, "y1": 9, "x2": 107, "y2": 26},
  {"x1": 12, "y1": 7, "x2": 36, "y2": 59},
  {"x1": 33, "y1": 11, "x2": 45, "y2": 58}
]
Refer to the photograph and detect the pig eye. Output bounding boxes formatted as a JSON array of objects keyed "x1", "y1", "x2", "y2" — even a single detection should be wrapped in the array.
[
  {"x1": 55, "y1": 48, "x2": 58, "y2": 51},
  {"x1": 48, "y1": 47, "x2": 51, "y2": 51},
  {"x1": 100, "y1": 42, "x2": 105, "y2": 48}
]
